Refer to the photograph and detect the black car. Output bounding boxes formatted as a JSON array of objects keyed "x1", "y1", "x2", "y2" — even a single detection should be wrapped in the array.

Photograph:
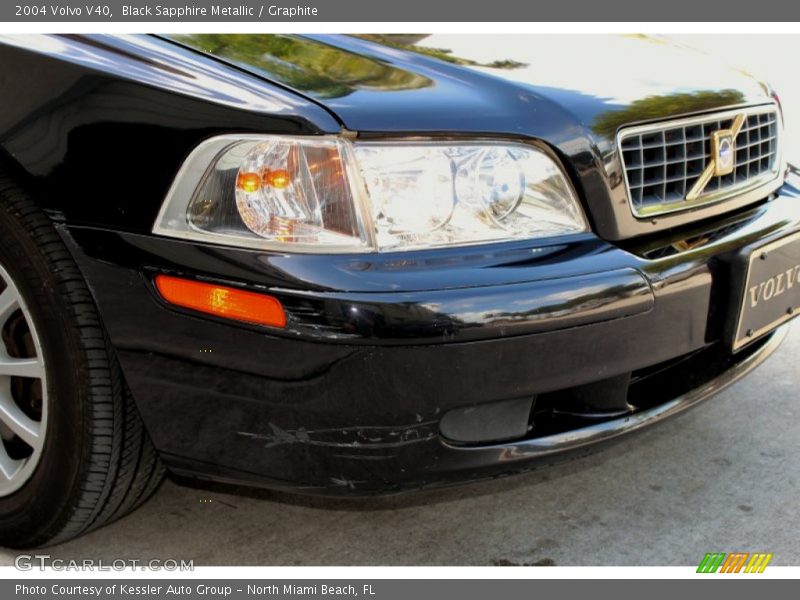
[{"x1": 0, "y1": 34, "x2": 798, "y2": 547}]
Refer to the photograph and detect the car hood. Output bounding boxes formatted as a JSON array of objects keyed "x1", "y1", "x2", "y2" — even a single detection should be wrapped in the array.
[{"x1": 169, "y1": 33, "x2": 772, "y2": 152}]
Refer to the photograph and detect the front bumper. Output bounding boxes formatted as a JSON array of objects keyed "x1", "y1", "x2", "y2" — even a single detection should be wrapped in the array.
[{"x1": 58, "y1": 173, "x2": 800, "y2": 494}]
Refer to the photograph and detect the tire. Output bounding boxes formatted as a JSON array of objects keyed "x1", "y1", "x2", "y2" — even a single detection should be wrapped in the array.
[{"x1": 0, "y1": 177, "x2": 164, "y2": 548}]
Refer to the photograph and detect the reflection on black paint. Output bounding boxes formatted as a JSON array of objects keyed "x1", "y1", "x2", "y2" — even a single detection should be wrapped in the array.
[
  {"x1": 353, "y1": 34, "x2": 527, "y2": 70},
  {"x1": 592, "y1": 89, "x2": 746, "y2": 139},
  {"x1": 170, "y1": 34, "x2": 433, "y2": 98}
]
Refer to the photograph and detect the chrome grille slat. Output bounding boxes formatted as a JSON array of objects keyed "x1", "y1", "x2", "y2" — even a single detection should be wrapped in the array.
[{"x1": 619, "y1": 106, "x2": 780, "y2": 216}]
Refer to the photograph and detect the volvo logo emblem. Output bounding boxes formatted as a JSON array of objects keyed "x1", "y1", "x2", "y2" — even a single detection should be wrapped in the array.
[
  {"x1": 686, "y1": 113, "x2": 745, "y2": 201},
  {"x1": 712, "y1": 129, "x2": 736, "y2": 176}
]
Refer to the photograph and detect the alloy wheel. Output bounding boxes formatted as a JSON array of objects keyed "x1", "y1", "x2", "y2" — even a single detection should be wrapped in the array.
[{"x1": 0, "y1": 263, "x2": 47, "y2": 497}]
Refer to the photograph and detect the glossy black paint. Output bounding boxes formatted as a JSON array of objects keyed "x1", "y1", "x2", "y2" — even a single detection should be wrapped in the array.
[
  {"x1": 170, "y1": 34, "x2": 778, "y2": 239},
  {"x1": 58, "y1": 177, "x2": 800, "y2": 492},
  {"x1": 68, "y1": 227, "x2": 654, "y2": 345},
  {"x1": 172, "y1": 34, "x2": 769, "y2": 134},
  {"x1": 1, "y1": 33, "x2": 798, "y2": 493},
  {"x1": 0, "y1": 35, "x2": 340, "y2": 233},
  {"x1": 0, "y1": 34, "x2": 777, "y2": 240}
]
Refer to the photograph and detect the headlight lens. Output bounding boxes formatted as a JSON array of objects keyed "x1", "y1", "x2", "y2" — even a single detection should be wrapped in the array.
[{"x1": 154, "y1": 135, "x2": 588, "y2": 253}]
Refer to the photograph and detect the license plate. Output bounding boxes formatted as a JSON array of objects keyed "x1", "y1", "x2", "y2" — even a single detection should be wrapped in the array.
[{"x1": 730, "y1": 230, "x2": 800, "y2": 351}]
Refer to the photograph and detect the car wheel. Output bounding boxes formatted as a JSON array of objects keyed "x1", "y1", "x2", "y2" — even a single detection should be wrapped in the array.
[{"x1": 0, "y1": 177, "x2": 164, "y2": 548}]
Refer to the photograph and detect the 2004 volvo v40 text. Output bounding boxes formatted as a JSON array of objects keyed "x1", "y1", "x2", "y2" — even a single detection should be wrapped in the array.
[{"x1": 0, "y1": 34, "x2": 798, "y2": 547}]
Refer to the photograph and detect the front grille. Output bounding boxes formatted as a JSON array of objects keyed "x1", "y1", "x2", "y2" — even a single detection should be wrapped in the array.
[{"x1": 619, "y1": 106, "x2": 780, "y2": 216}]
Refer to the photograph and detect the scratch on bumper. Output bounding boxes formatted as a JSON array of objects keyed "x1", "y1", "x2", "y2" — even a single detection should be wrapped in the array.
[{"x1": 237, "y1": 421, "x2": 439, "y2": 449}]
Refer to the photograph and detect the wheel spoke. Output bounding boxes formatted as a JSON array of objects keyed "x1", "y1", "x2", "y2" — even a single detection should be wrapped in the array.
[
  {"x1": 0, "y1": 357, "x2": 44, "y2": 379},
  {"x1": 0, "y1": 385, "x2": 41, "y2": 449},
  {"x1": 0, "y1": 286, "x2": 19, "y2": 324},
  {"x1": 0, "y1": 444, "x2": 22, "y2": 480}
]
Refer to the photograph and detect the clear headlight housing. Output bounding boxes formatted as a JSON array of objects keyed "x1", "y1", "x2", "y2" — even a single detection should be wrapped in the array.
[{"x1": 154, "y1": 135, "x2": 588, "y2": 253}]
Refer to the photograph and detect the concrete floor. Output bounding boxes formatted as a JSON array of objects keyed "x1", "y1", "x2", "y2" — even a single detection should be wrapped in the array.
[{"x1": 1, "y1": 325, "x2": 797, "y2": 566}]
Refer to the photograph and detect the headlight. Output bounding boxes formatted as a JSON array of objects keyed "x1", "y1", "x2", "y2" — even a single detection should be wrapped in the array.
[{"x1": 154, "y1": 135, "x2": 588, "y2": 253}]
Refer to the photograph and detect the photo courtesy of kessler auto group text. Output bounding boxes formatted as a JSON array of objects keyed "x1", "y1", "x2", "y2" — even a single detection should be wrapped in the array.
[{"x1": 0, "y1": 0, "x2": 798, "y2": 595}]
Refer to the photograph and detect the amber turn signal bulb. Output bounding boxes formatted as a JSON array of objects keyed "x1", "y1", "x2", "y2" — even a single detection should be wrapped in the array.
[
  {"x1": 263, "y1": 168, "x2": 292, "y2": 189},
  {"x1": 235, "y1": 171, "x2": 262, "y2": 193}
]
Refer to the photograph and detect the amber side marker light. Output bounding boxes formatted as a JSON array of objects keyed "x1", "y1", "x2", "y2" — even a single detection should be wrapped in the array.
[{"x1": 154, "y1": 275, "x2": 286, "y2": 328}]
